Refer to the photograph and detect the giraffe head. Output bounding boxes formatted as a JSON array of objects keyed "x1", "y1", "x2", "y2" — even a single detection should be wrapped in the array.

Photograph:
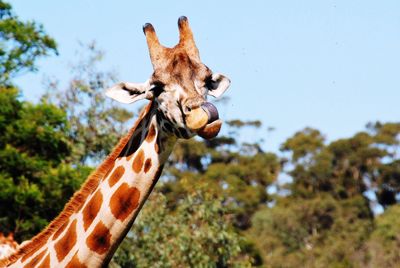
[{"x1": 106, "y1": 16, "x2": 230, "y2": 139}]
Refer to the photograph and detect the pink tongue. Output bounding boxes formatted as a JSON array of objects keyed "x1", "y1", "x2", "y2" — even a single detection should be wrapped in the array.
[{"x1": 201, "y1": 102, "x2": 219, "y2": 123}]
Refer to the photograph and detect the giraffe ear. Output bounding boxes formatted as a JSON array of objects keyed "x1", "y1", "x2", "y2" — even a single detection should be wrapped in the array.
[
  {"x1": 207, "y1": 73, "x2": 231, "y2": 98},
  {"x1": 105, "y1": 80, "x2": 153, "y2": 104}
]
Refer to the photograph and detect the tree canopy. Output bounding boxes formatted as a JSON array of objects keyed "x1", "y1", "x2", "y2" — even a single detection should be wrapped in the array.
[
  {"x1": 1, "y1": 1, "x2": 400, "y2": 267},
  {"x1": 0, "y1": 0, "x2": 57, "y2": 85}
]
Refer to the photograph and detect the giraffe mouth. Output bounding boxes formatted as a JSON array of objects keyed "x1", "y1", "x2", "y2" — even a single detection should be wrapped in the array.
[
  {"x1": 185, "y1": 102, "x2": 221, "y2": 139},
  {"x1": 197, "y1": 102, "x2": 222, "y2": 139},
  {"x1": 197, "y1": 119, "x2": 222, "y2": 139}
]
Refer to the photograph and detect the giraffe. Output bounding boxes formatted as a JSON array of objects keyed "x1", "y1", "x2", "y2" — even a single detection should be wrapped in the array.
[
  {"x1": 0, "y1": 16, "x2": 230, "y2": 267},
  {"x1": 0, "y1": 233, "x2": 18, "y2": 260}
]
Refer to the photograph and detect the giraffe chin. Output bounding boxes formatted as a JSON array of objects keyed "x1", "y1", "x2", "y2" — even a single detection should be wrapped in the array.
[{"x1": 197, "y1": 119, "x2": 222, "y2": 139}]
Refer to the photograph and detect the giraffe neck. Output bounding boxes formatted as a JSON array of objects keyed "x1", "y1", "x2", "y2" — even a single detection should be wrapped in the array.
[{"x1": 2, "y1": 102, "x2": 177, "y2": 268}]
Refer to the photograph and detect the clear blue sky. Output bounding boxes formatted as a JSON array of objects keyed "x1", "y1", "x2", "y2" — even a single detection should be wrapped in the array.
[{"x1": 9, "y1": 0, "x2": 400, "y2": 152}]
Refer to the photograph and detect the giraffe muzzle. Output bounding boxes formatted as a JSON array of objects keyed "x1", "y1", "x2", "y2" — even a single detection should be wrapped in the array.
[
  {"x1": 185, "y1": 102, "x2": 219, "y2": 130},
  {"x1": 184, "y1": 102, "x2": 222, "y2": 139}
]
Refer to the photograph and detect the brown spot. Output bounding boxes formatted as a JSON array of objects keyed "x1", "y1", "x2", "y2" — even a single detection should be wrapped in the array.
[
  {"x1": 37, "y1": 254, "x2": 50, "y2": 268},
  {"x1": 154, "y1": 141, "x2": 159, "y2": 153},
  {"x1": 53, "y1": 219, "x2": 69, "y2": 240},
  {"x1": 146, "y1": 124, "x2": 156, "y2": 142},
  {"x1": 108, "y1": 166, "x2": 125, "y2": 187},
  {"x1": 23, "y1": 250, "x2": 46, "y2": 268},
  {"x1": 66, "y1": 252, "x2": 87, "y2": 268},
  {"x1": 86, "y1": 221, "x2": 111, "y2": 255},
  {"x1": 103, "y1": 161, "x2": 115, "y2": 181},
  {"x1": 144, "y1": 158, "x2": 152, "y2": 173},
  {"x1": 132, "y1": 149, "x2": 145, "y2": 173},
  {"x1": 110, "y1": 183, "x2": 140, "y2": 221},
  {"x1": 54, "y1": 219, "x2": 77, "y2": 262},
  {"x1": 82, "y1": 190, "x2": 103, "y2": 231}
]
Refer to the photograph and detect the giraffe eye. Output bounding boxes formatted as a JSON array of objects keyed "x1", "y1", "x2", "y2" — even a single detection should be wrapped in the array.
[{"x1": 150, "y1": 84, "x2": 165, "y2": 97}]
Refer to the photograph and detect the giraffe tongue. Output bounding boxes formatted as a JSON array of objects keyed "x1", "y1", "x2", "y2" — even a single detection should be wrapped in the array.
[
  {"x1": 201, "y1": 102, "x2": 219, "y2": 123},
  {"x1": 198, "y1": 102, "x2": 221, "y2": 139}
]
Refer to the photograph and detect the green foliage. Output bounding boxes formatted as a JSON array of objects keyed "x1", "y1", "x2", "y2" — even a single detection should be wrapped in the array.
[
  {"x1": 360, "y1": 204, "x2": 400, "y2": 266},
  {"x1": 246, "y1": 123, "x2": 400, "y2": 267},
  {"x1": 248, "y1": 195, "x2": 373, "y2": 267},
  {"x1": 371, "y1": 204, "x2": 400, "y2": 242},
  {"x1": 0, "y1": 87, "x2": 89, "y2": 241},
  {"x1": 1, "y1": 4, "x2": 400, "y2": 266},
  {"x1": 44, "y1": 42, "x2": 133, "y2": 164},
  {"x1": 163, "y1": 135, "x2": 280, "y2": 230},
  {"x1": 281, "y1": 126, "x2": 400, "y2": 207},
  {"x1": 226, "y1": 119, "x2": 262, "y2": 128},
  {"x1": 112, "y1": 182, "x2": 252, "y2": 268},
  {"x1": 281, "y1": 127, "x2": 324, "y2": 163},
  {"x1": 0, "y1": 0, "x2": 57, "y2": 84}
]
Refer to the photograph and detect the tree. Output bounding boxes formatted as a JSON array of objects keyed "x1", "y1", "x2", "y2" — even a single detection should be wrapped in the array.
[
  {"x1": 360, "y1": 204, "x2": 400, "y2": 267},
  {"x1": 111, "y1": 181, "x2": 252, "y2": 268},
  {"x1": 248, "y1": 194, "x2": 373, "y2": 267},
  {"x1": 161, "y1": 120, "x2": 281, "y2": 230},
  {"x1": 0, "y1": 0, "x2": 57, "y2": 85},
  {"x1": 281, "y1": 125, "x2": 400, "y2": 209},
  {"x1": 367, "y1": 122, "x2": 400, "y2": 207},
  {"x1": 0, "y1": 87, "x2": 90, "y2": 241},
  {"x1": 44, "y1": 42, "x2": 133, "y2": 164},
  {"x1": 247, "y1": 124, "x2": 400, "y2": 266},
  {"x1": 0, "y1": 0, "x2": 90, "y2": 242}
]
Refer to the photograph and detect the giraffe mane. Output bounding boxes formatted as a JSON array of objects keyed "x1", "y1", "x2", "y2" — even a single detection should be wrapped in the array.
[{"x1": 0, "y1": 102, "x2": 154, "y2": 267}]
